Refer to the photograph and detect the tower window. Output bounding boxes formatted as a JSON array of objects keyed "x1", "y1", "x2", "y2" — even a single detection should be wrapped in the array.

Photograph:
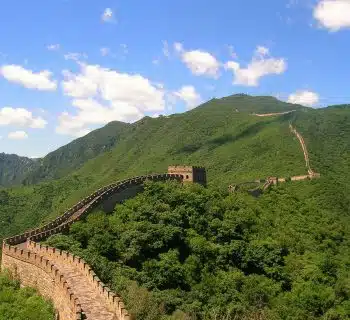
[{"x1": 186, "y1": 175, "x2": 189, "y2": 179}]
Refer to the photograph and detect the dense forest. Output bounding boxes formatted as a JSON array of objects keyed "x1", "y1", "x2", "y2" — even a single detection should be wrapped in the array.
[
  {"x1": 0, "y1": 270, "x2": 54, "y2": 319},
  {"x1": 0, "y1": 96, "x2": 349, "y2": 243},
  {"x1": 0, "y1": 95, "x2": 308, "y2": 240},
  {"x1": 46, "y1": 179, "x2": 350, "y2": 319},
  {"x1": 0, "y1": 95, "x2": 350, "y2": 319}
]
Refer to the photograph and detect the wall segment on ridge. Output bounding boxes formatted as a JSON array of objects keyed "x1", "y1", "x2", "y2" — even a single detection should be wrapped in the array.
[{"x1": 1, "y1": 173, "x2": 184, "y2": 320}]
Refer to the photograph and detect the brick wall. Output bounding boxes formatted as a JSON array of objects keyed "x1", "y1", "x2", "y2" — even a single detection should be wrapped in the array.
[
  {"x1": 1, "y1": 173, "x2": 184, "y2": 320},
  {"x1": 2, "y1": 244, "x2": 81, "y2": 320}
]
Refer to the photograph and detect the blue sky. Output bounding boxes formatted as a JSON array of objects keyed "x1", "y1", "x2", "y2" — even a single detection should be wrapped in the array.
[{"x1": 0, "y1": 0, "x2": 350, "y2": 157}]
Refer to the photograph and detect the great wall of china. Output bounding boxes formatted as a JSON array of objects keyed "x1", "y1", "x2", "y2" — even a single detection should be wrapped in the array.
[
  {"x1": 2, "y1": 172, "x2": 192, "y2": 320},
  {"x1": 229, "y1": 111, "x2": 320, "y2": 193},
  {"x1": 1, "y1": 110, "x2": 319, "y2": 319}
]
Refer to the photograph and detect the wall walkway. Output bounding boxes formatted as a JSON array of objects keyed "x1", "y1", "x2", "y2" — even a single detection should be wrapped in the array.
[{"x1": 2, "y1": 173, "x2": 183, "y2": 320}]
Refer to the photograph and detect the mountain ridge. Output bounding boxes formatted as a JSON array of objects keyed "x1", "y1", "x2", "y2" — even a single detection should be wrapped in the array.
[{"x1": 0, "y1": 94, "x2": 343, "y2": 189}]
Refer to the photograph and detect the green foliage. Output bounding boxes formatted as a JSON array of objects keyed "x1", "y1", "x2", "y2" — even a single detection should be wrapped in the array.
[
  {"x1": 0, "y1": 120, "x2": 128, "y2": 187},
  {"x1": 1, "y1": 95, "x2": 350, "y2": 319},
  {"x1": 23, "y1": 120, "x2": 128, "y2": 185},
  {"x1": 0, "y1": 95, "x2": 309, "y2": 240},
  {"x1": 0, "y1": 153, "x2": 37, "y2": 187},
  {"x1": 0, "y1": 270, "x2": 54, "y2": 320},
  {"x1": 46, "y1": 180, "x2": 350, "y2": 319}
]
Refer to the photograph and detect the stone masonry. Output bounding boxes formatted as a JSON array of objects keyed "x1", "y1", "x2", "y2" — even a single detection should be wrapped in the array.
[{"x1": 1, "y1": 168, "x2": 204, "y2": 320}]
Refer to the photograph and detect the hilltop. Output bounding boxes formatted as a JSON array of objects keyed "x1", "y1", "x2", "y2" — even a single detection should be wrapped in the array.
[
  {"x1": 0, "y1": 95, "x2": 303, "y2": 188},
  {"x1": 0, "y1": 94, "x2": 349, "y2": 239}
]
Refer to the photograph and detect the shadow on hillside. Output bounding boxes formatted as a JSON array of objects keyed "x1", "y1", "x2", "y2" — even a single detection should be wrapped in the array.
[
  {"x1": 172, "y1": 117, "x2": 287, "y2": 155},
  {"x1": 172, "y1": 121, "x2": 267, "y2": 154}
]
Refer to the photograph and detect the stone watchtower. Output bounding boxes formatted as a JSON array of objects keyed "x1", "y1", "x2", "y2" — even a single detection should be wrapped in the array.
[{"x1": 168, "y1": 165, "x2": 206, "y2": 186}]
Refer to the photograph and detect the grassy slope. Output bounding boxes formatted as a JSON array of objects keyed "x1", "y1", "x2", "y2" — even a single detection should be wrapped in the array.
[
  {"x1": 75, "y1": 101, "x2": 305, "y2": 188},
  {"x1": 0, "y1": 95, "x2": 347, "y2": 241},
  {"x1": 292, "y1": 107, "x2": 350, "y2": 213}
]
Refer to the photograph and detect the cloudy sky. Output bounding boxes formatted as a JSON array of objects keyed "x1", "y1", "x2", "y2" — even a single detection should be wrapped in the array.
[{"x1": 0, "y1": 0, "x2": 349, "y2": 157}]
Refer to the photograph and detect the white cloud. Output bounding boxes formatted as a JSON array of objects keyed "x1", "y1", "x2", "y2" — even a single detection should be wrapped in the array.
[
  {"x1": 162, "y1": 41, "x2": 170, "y2": 58},
  {"x1": 8, "y1": 131, "x2": 28, "y2": 140},
  {"x1": 0, "y1": 107, "x2": 47, "y2": 128},
  {"x1": 175, "y1": 43, "x2": 220, "y2": 78},
  {"x1": 256, "y1": 46, "x2": 270, "y2": 56},
  {"x1": 0, "y1": 65, "x2": 57, "y2": 90},
  {"x1": 227, "y1": 45, "x2": 238, "y2": 58},
  {"x1": 47, "y1": 44, "x2": 60, "y2": 51},
  {"x1": 102, "y1": 8, "x2": 114, "y2": 23},
  {"x1": 287, "y1": 90, "x2": 319, "y2": 107},
  {"x1": 64, "y1": 52, "x2": 88, "y2": 61},
  {"x1": 61, "y1": 69, "x2": 98, "y2": 98},
  {"x1": 174, "y1": 42, "x2": 184, "y2": 53},
  {"x1": 314, "y1": 0, "x2": 350, "y2": 31},
  {"x1": 225, "y1": 46, "x2": 287, "y2": 86},
  {"x1": 100, "y1": 47, "x2": 110, "y2": 57},
  {"x1": 174, "y1": 85, "x2": 201, "y2": 109},
  {"x1": 58, "y1": 64, "x2": 165, "y2": 136}
]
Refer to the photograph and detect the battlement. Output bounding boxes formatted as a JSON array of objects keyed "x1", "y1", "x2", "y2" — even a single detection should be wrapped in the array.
[
  {"x1": 1, "y1": 171, "x2": 188, "y2": 320},
  {"x1": 2, "y1": 243, "x2": 82, "y2": 320},
  {"x1": 27, "y1": 241, "x2": 130, "y2": 320}
]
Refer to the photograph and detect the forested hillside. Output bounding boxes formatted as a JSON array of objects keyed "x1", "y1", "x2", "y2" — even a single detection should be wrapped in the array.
[
  {"x1": 45, "y1": 179, "x2": 350, "y2": 319},
  {"x1": 1, "y1": 94, "x2": 350, "y2": 319},
  {"x1": 0, "y1": 95, "x2": 348, "y2": 246},
  {"x1": 22, "y1": 120, "x2": 129, "y2": 185},
  {"x1": 0, "y1": 95, "x2": 302, "y2": 188},
  {"x1": 0, "y1": 121, "x2": 128, "y2": 187},
  {"x1": 0, "y1": 95, "x2": 309, "y2": 239},
  {"x1": 0, "y1": 153, "x2": 37, "y2": 186},
  {"x1": 292, "y1": 107, "x2": 350, "y2": 211}
]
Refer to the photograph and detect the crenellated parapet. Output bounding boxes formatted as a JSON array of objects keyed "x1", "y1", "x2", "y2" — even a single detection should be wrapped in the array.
[
  {"x1": 1, "y1": 170, "x2": 195, "y2": 320},
  {"x1": 2, "y1": 243, "x2": 82, "y2": 320},
  {"x1": 28, "y1": 241, "x2": 130, "y2": 320}
]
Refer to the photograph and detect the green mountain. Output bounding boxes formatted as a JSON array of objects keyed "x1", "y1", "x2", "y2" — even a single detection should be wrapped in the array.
[
  {"x1": 0, "y1": 121, "x2": 128, "y2": 187},
  {"x1": 0, "y1": 153, "x2": 37, "y2": 186},
  {"x1": 0, "y1": 94, "x2": 349, "y2": 239},
  {"x1": 205, "y1": 94, "x2": 305, "y2": 113},
  {"x1": 22, "y1": 120, "x2": 129, "y2": 185},
  {"x1": 1, "y1": 94, "x2": 350, "y2": 319}
]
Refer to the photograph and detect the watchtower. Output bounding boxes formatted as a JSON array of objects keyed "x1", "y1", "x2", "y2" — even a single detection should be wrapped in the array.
[{"x1": 168, "y1": 165, "x2": 206, "y2": 186}]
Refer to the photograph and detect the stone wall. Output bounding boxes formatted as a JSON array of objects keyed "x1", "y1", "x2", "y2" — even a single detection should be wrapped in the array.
[
  {"x1": 102, "y1": 184, "x2": 144, "y2": 213},
  {"x1": 2, "y1": 244, "x2": 82, "y2": 320},
  {"x1": 1, "y1": 172, "x2": 185, "y2": 320},
  {"x1": 27, "y1": 241, "x2": 129, "y2": 320}
]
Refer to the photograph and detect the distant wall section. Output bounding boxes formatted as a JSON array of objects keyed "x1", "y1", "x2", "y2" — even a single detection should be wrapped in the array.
[
  {"x1": 102, "y1": 184, "x2": 144, "y2": 213},
  {"x1": 168, "y1": 165, "x2": 206, "y2": 186}
]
